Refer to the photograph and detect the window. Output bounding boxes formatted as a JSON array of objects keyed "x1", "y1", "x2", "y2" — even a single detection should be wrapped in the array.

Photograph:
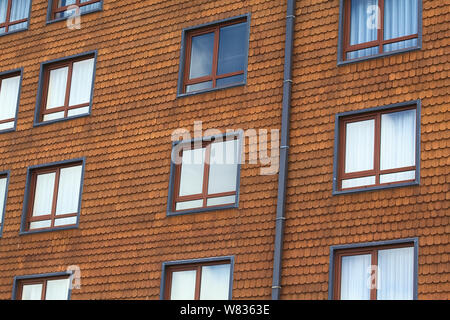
[
  {"x1": 331, "y1": 241, "x2": 417, "y2": 300},
  {"x1": 22, "y1": 160, "x2": 84, "y2": 233},
  {"x1": 163, "y1": 259, "x2": 233, "y2": 300},
  {"x1": 334, "y1": 102, "x2": 420, "y2": 192},
  {"x1": 0, "y1": 70, "x2": 21, "y2": 132},
  {"x1": 179, "y1": 15, "x2": 249, "y2": 95},
  {"x1": 0, "y1": 172, "x2": 9, "y2": 237},
  {"x1": 48, "y1": 0, "x2": 102, "y2": 21},
  {"x1": 340, "y1": 0, "x2": 420, "y2": 62},
  {"x1": 0, "y1": 0, "x2": 31, "y2": 35},
  {"x1": 14, "y1": 274, "x2": 71, "y2": 300},
  {"x1": 169, "y1": 134, "x2": 241, "y2": 214},
  {"x1": 36, "y1": 53, "x2": 96, "y2": 124}
]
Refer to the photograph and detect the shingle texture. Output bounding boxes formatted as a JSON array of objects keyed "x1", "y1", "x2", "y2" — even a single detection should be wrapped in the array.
[{"x1": 0, "y1": 0, "x2": 448, "y2": 300}]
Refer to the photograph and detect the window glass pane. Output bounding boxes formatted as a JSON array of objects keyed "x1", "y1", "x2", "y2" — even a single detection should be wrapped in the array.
[
  {"x1": 0, "y1": 121, "x2": 14, "y2": 131},
  {"x1": 0, "y1": 27, "x2": 5, "y2": 34},
  {"x1": 189, "y1": 32, "x2": 214, "y2": 79},
  {"x1": 46, "y1": 67, "x2": 68, "y2": 110},
  {"x1": 69, "y1": 58, "x2": 94, "y2": 106},
  {"x1": 0, "y1": 75, "x2": 21, "y2": 121},
  {"x1": 377, "y1": 247, "x2": 414, "y2": 300},
  {"x1": 200, "y1": 264, "x2": 231, "y2": 300},
  {"x1": 179, "y1": 148, "x2": 205, "y2": 197},
  {"x1": 340, "y1": 254, "x2": 371, "y2": 300},
  {"x1": 0, "y1": 0, "x2": 7, "y2": 24},
  {"x1": 45, "y1": 278, "x2": 70, "y2": 300},
  {"x1": 217, "y1": 22, "x2": 246, "y2": 75},
  {"x1": 54, "y1": 216, "x2": 78, "y2": 227},
  {"x1": 207, "y1": 195, "x2": 235, "y2": 207},
  {"x1": 208, "y1": 140, "x2": 239, "y2": 194},
  {"x1": 341, "y1": 176, "x2": 376, "y2": 189},
  {"x1": 0, "y1": 177, "x2": 7, "y2": 224},
  {"x1": 380, "y1": 170, "x2": 415, "y2": 184},
  {"x1": 7, "y1": 21, "x2": 27, "y2": 31},
  {"x1": 216, "y1": 74, "x2": 244, "y2": 88},
  {"x1": 67, "y1": 106, "x2": 89, "y2": 117},
  {"x1": 170, "y1": 270, "x2": 197, "y2": 300},
  {"x1": 380, "y1": 109, "x2": 416, "y2": 170},
  {"x1": 186, "y1": 81, "x2": 213, "y2": 93},
  {"x1": 32, "y1": 172, "x2": 56, "y2": 217},
  {"x1": 349, "y1": 0, "x2": 378, "y2": 45},
  {"x1": 29, "y1": 220, "x2": 52, "y2": 230},
  {"x1": 21, "y1": 284, "x2": 43, "y2": 300},
  {"x1": 384, "y1": 0, "x2": 418, "y2": 40},
  {"x1": 175, "y1": 199, "x2": 204, "y2": 211},
  {"x1": 58, "y1": 0, "x2": 76, "y2": 7},
  {"x1": 55, "y1": 165, "x2": 83, "y2": 215},
  {"x1": 345, "y1": 119, "x2": 375, "y2": 173},
  {"x1": 43, "y1": 111, "x2": 65, "y2": 122},
  {"x1": 10, "y1": 0, "x2": 30, "y2": 22},
  {"x1": 346, "y1": 46, "x2": 379, "y2": 60},
  {"x1": 80, "y1": 0, "x2": 101, "y2": 14}
]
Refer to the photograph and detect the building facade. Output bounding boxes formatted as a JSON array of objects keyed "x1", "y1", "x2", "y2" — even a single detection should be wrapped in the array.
[{"x1": 0, "y1": 0, "x2": 448, "y2": 300}]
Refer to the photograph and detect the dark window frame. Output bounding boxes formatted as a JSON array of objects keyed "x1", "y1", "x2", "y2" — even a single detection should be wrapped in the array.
[
  {"x1": 46, "y1": 0, "x2": 103, "y2": 24},
  {"x1": 0, "y1": 170, "x2": 10, "y2": 238},
  {"x1": 337, "y1": 0, "x2": 422, "y2": 65},
  {"x1": 332, "y1": 100, "x2": 421, "y2": 195},
  {"x1": 12, "y1": 272, "x2": 73, "y2": 300},
  {"x1": 20, "y1": 157, "x2": 86, "y2": 235},
  {"x1": 160, "y1": 256, "x2": 234, "y2": 300},
  {"x1": 177, "y1": 13, "x2": 250, "y2": 97},
  {"x1": 34, "y1": 51, "x2": 97, "y2": 127},
  {"x1": 0, "y1": 0, "x2": 32, "y2": 37},
  {"x1": 167, "y1": 132, "x2": 242, "y2": 216},
  {"x1": 328, "y1": 238, "x2": 419, "y2": 300},
  {"x1": 0, "y1": 68, "x2": 23, "y2": 134}
]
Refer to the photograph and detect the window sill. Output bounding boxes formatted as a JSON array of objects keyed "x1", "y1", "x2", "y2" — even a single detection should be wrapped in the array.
[
  {"x1": 33, "y1": 112, "x2": 90, "y2": 128},
  {"x1": 337, "y1": 46, "x2": 421, "y2": 66},
  {"x1": 176, "y1": 82, "x2": 246, "y2": 98},
  {"x1": 19, "y1": 224, "x2": 79, "y2": 236},
  {"x1": 332, "y1": 180, "x2": 419, "y2": 196},
  {"x1": 0, "y1": 127, "x2": 16, "y2": 134},
  {"x1": 167, "y1": 203, "x2": 239, "y2": 217}
]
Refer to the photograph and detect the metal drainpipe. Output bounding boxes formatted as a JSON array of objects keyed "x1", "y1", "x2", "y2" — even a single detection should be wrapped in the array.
[{"x1": 271, "y1": 0, "x2": 296, "y2": 300}]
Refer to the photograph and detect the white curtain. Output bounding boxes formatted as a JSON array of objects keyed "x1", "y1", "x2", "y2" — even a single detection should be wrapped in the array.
[
  {"x1": 200, "y1": 264, "x2": 231, "y2": 300},
  {"x1": 45, "y1": 279, "x2": 70, "y2": 300},
  {"x1": 345, "y1": 119, "x2": 375, "y2": 173},
  {"x1": 32, "y1": 173, "x2": 56, "y2": 217},
  {"x1": 340, "y1": 254, "x2": 371, "y2": 300},
  {"x1": 384, "y1": 0, "x2": 418, "y2": 52},
  {"x1": 68, "y1": 58, "x2": 94, "y2": 107},
  {"x1": 55, "y1": 165, "x2": 82, "y2": 215},
  {"x1": 0, "y1": 177, "x2": 7, "y2": 224},
  {"x1": 0, "y1": 75, "x2": 20, "y2": 129},
  {"x1": 179, "y1": 148, "x2": 205, "y2": 196},
  {"x1": 21, "y1": 284, "x2": 43, "y2": 300},
  {"x1": 380, "y1": 109, "x2": 416, "y2": 171},
  {"x1": 9, "y1": 0, "x2": 30, "y2": 31},
  {"x1": 0, "y1": 0, "x2": 7, "y2": 24},
  {"x1": 170, "y1": 270, "x2": 197, "y2": 300},
  {"x1": 377, "y1": 247, "x2": 414, "y2": 300},
  {"x1": 46, "y1": 67, "x2": 68, "y2": 110},
  {"x1": 348, "y1": 0, "x2": 379, "y2": 59},
  {"x1": 208, "y1": 140, "x2": 238, "y2": 194}
]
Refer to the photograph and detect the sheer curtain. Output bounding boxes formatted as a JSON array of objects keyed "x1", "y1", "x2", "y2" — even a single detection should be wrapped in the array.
[
  {"x1": 377, "y1": 247, "x2": 414, "y2": 300},
  {"x1": 55, "y1": 165, "x2": 82, "y2": 215},
  {"x1": 345, "y1": 119, "x2": 375, "y2": 173},
  {"x1": 348, "y1": 0, "x2": 379, "y2": 59},
  {"x1": 0, "y1": 75, "x2": 20, "y2": 130},
  {"x1": 340, "y1": 254, "x2": 371, "y2": 300},
  {"x1": 32, "y1": 173, "x2": 56, "y2": 217},
  {"x1": 45, "y1": 279, "x2": 70, "y2": 300},
  {"x1": 9, "y1": 0, "x2": 31, "y2": 31},
  {"x1": 0, "y1": 0, "x2": 7, "y2": 25},
  {"x1": 0, "y1": 177, "x2": 6, "y2": 224},
  {"x1": 170, "y1": 270, "x2": 197, "y2": 300},
  {"x1": 68, "y1": 58, "x2": 94, "y2": 116},
  {"x1": 384, "y1": 0, "x2": 418, "y2": 52},
  {"x1": 200, "y1": 264, "x2": 231, "y2": 300}
]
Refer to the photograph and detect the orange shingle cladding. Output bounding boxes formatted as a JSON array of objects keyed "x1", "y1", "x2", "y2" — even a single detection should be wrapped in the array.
[{"x1": 0, "y1": 0, "x2": 447, "y2": 300}]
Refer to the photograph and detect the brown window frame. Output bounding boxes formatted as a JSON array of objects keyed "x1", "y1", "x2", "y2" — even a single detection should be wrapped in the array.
[
  {"x1": 164, "y1": 260, "x2": 232, "y2": 300},
  {"x1": 182, "y1": 17, "x2": 247, "y2": 94},
  {"x1": 0, "y1": 0, "x2": 30, "y2": 33},
  {"x1": 24, "y1": 161, "x2": 83, "y2": 232},
  {"x1": 342, "y1": 0, "x2": 419, "y2": 61},
  {"x1": 39, "y1": 54, "x2": 95, "y2": 123},
  {"x1": 50, "y1": 0, "x2": 101, "y2": 20},
  {"x1": 171, "y1": 135, "x2": 240, "y2": 214},
  {"x1": 0, "y1": 70, "x2": 21, "y2": 128},
  {"x1": 15, "y1": 275, "x2": 71, "y2": 300},
  {"x1": 337, "y1": 105, "x2": 417, "y2": 191},
  {"x1": 333, "y1": 242, "x2": 415, "y2": 300}
]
